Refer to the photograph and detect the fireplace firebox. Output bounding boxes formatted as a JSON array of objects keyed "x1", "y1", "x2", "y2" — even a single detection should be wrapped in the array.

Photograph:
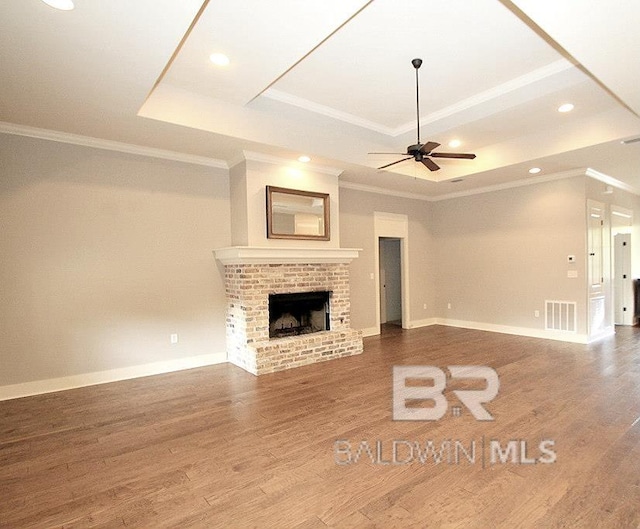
[{"x1": 269, "y1": 291, "x2": 330, "y2": 339}]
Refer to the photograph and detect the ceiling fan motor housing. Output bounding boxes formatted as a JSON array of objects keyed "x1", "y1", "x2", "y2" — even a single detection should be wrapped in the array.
[{"x1": 407, "y1": 143, "x2": 426, "y2": 155}]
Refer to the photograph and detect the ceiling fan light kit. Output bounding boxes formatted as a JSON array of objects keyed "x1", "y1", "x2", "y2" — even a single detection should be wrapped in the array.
[{"x1": 371, "y1": 58, "x2": 476, "y2": 172}]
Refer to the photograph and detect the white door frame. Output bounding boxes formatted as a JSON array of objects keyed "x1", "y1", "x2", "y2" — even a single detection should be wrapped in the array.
[
  {"x1": 611, "y1": 205, "x2": 634, "y2": 326},
  {"x1": 586, "y1": 199, "x2": 612, "y2": 340},
  {"x1": 374, "y1": 212, "x2": 410, "y2": 333}
]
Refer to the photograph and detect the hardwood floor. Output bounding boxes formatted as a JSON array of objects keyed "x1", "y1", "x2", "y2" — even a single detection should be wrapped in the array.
[{"x1": 1, "y1": 325, "x2": 640, "y2": 528}]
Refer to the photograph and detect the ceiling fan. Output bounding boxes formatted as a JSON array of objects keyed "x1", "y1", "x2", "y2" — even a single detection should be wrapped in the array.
[{"x1": 370, "y1": 58, "x2": 476, "y2": 172}]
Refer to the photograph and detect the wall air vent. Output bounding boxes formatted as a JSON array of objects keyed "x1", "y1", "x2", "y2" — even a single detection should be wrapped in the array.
[{"x1": 545, "y1": 300, "x2": 577, "y2": 332}]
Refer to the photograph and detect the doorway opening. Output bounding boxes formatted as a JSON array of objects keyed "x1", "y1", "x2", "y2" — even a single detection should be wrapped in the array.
[
  {"x1": 379, "y1": 237, "x2": 403, "y2": 328},
  {"x1": 373, "y1": 211, "x2": 410, "y2": 335}
]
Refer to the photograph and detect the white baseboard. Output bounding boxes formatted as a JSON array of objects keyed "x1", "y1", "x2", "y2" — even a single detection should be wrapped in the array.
[
  {"x1": 435, "y1": 318, "x2": 590, "y2": 344},
  {"x1": 361, "y1": 319, "x2": 438, "y2": 336},
  {"x1": 0, "y1": 352, "x2": 227, "y2": 401},
  {"x1": 360, "y1": 318, "x2": 589, "y2": 344},
  {"x1": 361, "y1": 326, "x2": 380, "y2": 337},
  {"x1": 586, "y1": 326, "x2": 616, "y2": 343},
  {"x1": 406, "y1": 318, "x2": 439, "y2": 329}
]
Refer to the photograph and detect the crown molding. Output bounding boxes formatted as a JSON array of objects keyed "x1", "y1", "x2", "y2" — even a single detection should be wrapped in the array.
[
  {"x1": 428, "y1": 168, "x2": 588, "y2": 201},
  {"x1": 339, "y1": 180, "x2": 433, "y2": 202},
  {"x1": 394, "y1": 59, "x2": 575, "y2": 136},
  {"x1": 260, "y1": 60, "x2": 575, "y2": 138},
  {"x1": 585, "y1": 168, "x2": 640, "y2": 196},
  {"x1": 239, "y1": 150, "x2": 343, "y2": 177},
  {"x1": 0, "y1": 121, "x2": 228, "y2": 170},
  {"x1": 340, "y1": 168, "x2": 589, "y2": 203},
  {"x1": 261, "y1": 88, "x2": 395, "y2": 136}
]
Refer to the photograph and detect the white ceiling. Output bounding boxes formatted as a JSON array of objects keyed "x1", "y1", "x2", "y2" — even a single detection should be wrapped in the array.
[{"x1": 1, "y1": 0, "x2": 640, "y2": 198}]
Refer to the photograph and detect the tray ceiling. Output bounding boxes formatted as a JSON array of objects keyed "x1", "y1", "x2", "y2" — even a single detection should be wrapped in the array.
[{"x1": 1, "y1": 0, "x2": 639, "y2": 197}]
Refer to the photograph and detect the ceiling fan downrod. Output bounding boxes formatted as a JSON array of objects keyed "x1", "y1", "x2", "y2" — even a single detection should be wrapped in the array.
[{"x1": 412, "y1": 58, "x2": 422, "y2": 145}]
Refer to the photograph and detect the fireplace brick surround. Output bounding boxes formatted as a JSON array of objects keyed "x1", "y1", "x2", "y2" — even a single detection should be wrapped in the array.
[
  {"x1": 215, "y1": 154, "x2": 363, "y2": 375},
  {"x1": 221, "y1": 259, "x2": 362, "y2": 375}
]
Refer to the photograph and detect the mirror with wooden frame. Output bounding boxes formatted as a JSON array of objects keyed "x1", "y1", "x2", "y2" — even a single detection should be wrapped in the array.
[{"x1": 266, "y1": 186, "x2": 330, "y2": 241}]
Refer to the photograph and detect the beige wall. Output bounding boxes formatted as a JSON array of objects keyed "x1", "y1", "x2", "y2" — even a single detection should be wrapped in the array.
[
  {"x1": 229, "y1": 161, "x2": 248, "y2": 246},
  {"x1": 234, "y1": 157, "x2": 340, "y2": 248},
  {"x1": 432, "y1": 176, "x2": 589, "y2": 334},
  {"x1": 3, "y1": 132, "x2": 637, "y2": 391},
  {"x1": 0, "y1": 134, "x2": 230, "y2": 386},
  {"x1": 339, "y1": 187, "x2": 436, "y2": 331}
]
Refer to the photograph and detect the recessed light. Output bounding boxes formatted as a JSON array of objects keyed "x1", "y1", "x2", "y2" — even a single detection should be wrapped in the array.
[
  {"x1": 297, "y1": 155, "x2": 311, "y2": 163},
  {"x1": 209, "y1": 53, "x2": 230, "y2": 67},
  {"x1": 558, "y1": 103, "x2": 574, "y2": 113},
  {"x1": 448, "y1": 139, "x2": 462, "y2": 148},
  {"x1": 40, "y1": 0, "x2": 74, "y2": 10},
  {"x1": 529, "y1": 167, "x2": 542, "y2": 174}
]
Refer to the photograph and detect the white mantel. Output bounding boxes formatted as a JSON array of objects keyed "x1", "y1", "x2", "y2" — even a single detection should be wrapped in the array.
[{"x1": 214, "y1": 246, "x2": 361, "y2": 265}]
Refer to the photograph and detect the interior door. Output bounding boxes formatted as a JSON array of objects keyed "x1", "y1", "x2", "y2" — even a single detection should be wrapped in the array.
[
  {"x1": 614, "y1": 233, "x2": 632, "y2": 325},
  {"x1": 587, "y1": 201, "x2": 607, "y2": 337},
  {"x1": 379, "y1": 266, "x2": 387, "y2": 324}
]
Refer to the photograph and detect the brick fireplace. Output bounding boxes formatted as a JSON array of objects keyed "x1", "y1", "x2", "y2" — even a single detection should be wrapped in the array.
[{"x1": 214, "y1": 247, "x2": 363, "y2": 375}]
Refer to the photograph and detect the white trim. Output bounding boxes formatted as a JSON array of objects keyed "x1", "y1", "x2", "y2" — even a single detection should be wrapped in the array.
[
  {"x1": 339, "y1": 180, "x2": 432, "y2": 202},
  {"x1": 586, "y1": 168, "x2": 640, "y2": 196},
  {"x1": 262, "y1": 89, "x2": 395, "y2": 136},
  {"x1": 394, "y1": 60, "x2": 575, "y2": 135},
  {"x1": 406, "y1": 318, "x2": 439, "y2": 329},
  {"x1": 366, "y1": 317, "x2": 593, "y2": 343},
  {"x1": 435, "y1": 318, "x2": 589, "y2": 344},
  {"x1": 0, "y1": 121, "x2": 228, "y2": 169},
  {"x1": 373, "y1": 212, "x2": 410, "y2": 334},
  {"x1": 611, "y1": 208, "x2": 633, "y2": 219},
  {"x1": 586, "y1": 326, "x2": 616, "y2": 343},
  {"x1": 262, "y1": 60, "x2": 574, "y2": 138},
  {"x1": 240, "y1": 150, "x2": 343, "y2": 177},
  {"x1": 0, "y1": 352, "x2": 227, "y2": 401},
  {"x1": 361, "y1": 326, "x2": 380, "y2": 337},
  {"x1": 374, "y1": 211, "x2": 411, "y2": 224},
  {"x1": 429, "y1": 169, "x2": 588, "y2": 201},
  {"x1": 340, "y1": 169, "x2": 587, "y2": 203},
  {"x1": 213, "y1": 246, "x2": 361, "y2": 265}
]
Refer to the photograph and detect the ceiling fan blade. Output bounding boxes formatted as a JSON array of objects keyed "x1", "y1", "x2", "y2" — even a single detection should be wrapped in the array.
[
  {"x1": 368, "y1": 152, "x2": 408, "y2": 155},
  {"x1": 419, "y1": 141, "x2": 441, "y2": 154},
  {"x1": 422, "y1": 158, "x2": 440, "y2": 171},
  {"x1": 430, "y1": 152, "x2": 476, "y2": 159},
  {"x1": 378, "y1": 157, "x2": 413, "y2": 170}
]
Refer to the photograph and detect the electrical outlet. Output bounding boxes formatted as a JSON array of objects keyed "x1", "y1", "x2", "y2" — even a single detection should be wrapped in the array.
[
  {"x1": 423, "y1": 303, "x2": 427, "y2": 309},
  {"x1": 447, "y1": 303, "x2": 452, "y2": 310},
  {"x1": 534, "y1": 310, "x2": 540, "y2": 318},
  {"x1": 170, "y1": 333, "x2": 178, "y2": 344}
]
